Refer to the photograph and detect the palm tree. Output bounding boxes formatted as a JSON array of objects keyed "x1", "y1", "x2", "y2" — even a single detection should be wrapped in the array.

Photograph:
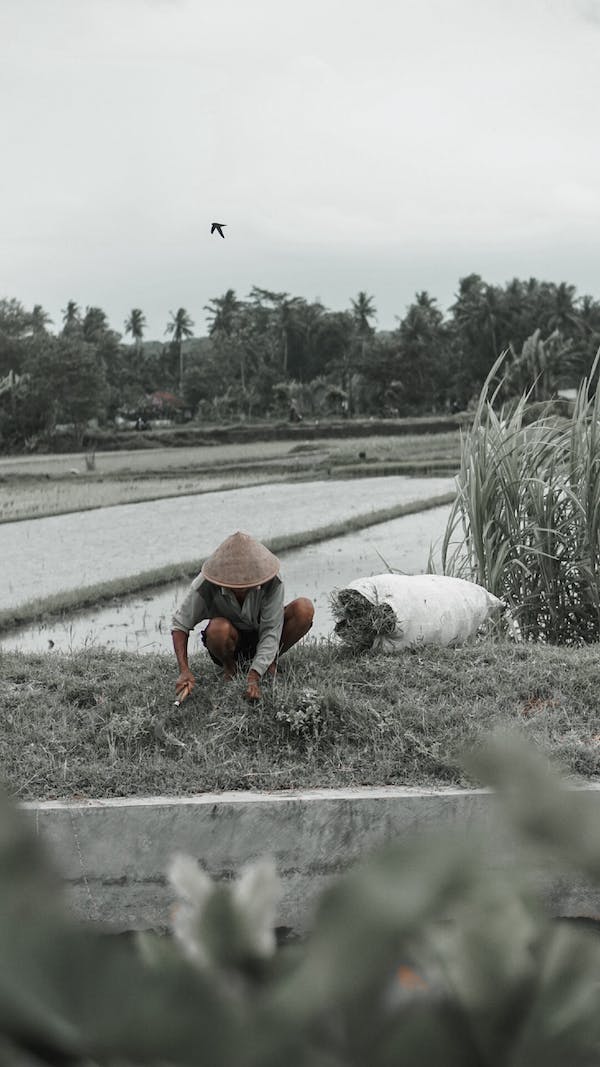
[
  {"x1": 396, "y1": 292, "x2": 448, "y2": 411},
  {"x1": 297, "y1": 299, "x2": 325, "y2": 380},
  {"x1": 124, "y1": 308, "x2": 147, "y2": 378},
  {"x1": 350, "y1": 291, "x2": 377, "y2": 336},
  {"x1": 548, "y1": 282, "x2": 579, "y2": 335},
  {"x1": 204, "y1": 290, "x2": 240, "y2": 338},
  {"x1": 278, "y1": 295, "x2": 304, "y2": 376},
  {"x1": 348, "y1": 292, "x2": 376, "y2": 414},
  {"x1": 61, "y1": 301, "x2": 81, "y2": 334},
  {"x1": 247, "y1": 288, "x2": 304, "y2": 377},
  {"x1": 30, "y1": 304, "x2": 53, "y2": 334},
  {"x1": 578, "y1": 294, "x2": 600, "y2": 337},
  {"x1": 165, "y1": 308, "x2": 195, "y2": 395},
  {"x1": 124, "y1": 308, "x2": 147, "y2": 347},
  {"x1": 82, "y1": 306, "x2": 109, "y2": 343}
]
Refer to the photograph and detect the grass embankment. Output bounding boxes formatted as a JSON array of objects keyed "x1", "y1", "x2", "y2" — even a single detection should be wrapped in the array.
[
  {"x1": 2, "y1": 640, "x2": 599, "y2": 801},
  {"x1": 0, "y1": 432, "x2": 460, "y2": 523},
  {"x1": 0, "y1": 493, "x2": 455, "y2": 632}
]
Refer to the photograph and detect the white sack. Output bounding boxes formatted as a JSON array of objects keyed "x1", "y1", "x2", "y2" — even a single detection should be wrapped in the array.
[{"x1": 343, "y1": 573, "x2": 504, "y2": 651}]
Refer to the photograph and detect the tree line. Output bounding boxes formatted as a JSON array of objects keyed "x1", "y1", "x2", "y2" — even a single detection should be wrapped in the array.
[{"x1": 1, "y1": 275, "x2": 600, "y2": 448}]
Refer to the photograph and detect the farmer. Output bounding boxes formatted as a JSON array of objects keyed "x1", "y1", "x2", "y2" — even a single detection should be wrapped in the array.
[{"x1": 171, "y1": 531, "x2": 314, "y2": 703}]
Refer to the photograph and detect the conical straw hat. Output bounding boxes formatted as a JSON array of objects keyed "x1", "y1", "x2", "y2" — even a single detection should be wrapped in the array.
[{"x1": 201, "y1": 531, "x2": 280, "y2": 588}]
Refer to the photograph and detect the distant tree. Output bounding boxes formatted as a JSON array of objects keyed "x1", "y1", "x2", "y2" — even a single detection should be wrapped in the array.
[
  {"x1": 29, "y1": 304, "x2": 53, "y2": 335},
  {"x1": 124, "y1": 308, "x2": 147, "y2": 387},
  {"x1": 165, "y1": 308, "x2": 195, "y2": 395},
  {"x1": 313, "y1": 310, "x2": 354, "y2": 385},
  {"x1": 578, "y1": 294, "x2": 600, "y2": 336},
  {"x1": 354, "y1": 333, "x2": 403, "y2": 415},
  {"x1": 293, "y1": 299, "x2": 326, "y2": 380},
  {"x1": 449, "y1": 274, "x2": 504, "y2": 402},
  {"x1": 504, "y1": 328, "x2": 575, "y2": 402},
  {"x1": 546, "y1": 281, "x2": 579, "y2": 335},
  {"x1": 394, "y1": 292, "x2": 451, "y2": 413},
  {"x1": 350, "y1": 291, "x2": 377, "y2": 337},
  {"x1": 0, "y1": 299, "x2": 32, "y2": 375},
  {"x1": 82, "y1": 306, "x2": 110, "y2": 343},
  {"x1": 577, "y1": 295, "x2": 600, "y2": 376},
  {"x1": 247, "y1": 287, "x2": 306, "y2": 378},
  {"x1": 17, "y1": 335, "x2": 108, "y2": 445},
  {"x1": 204, "y1": 290, "x2": 240, "y2": 339},
  {"x1": 61, "y1": 301, "x2": 81, "y2": 334},
  {"x1": 347, "y1": 292, "x2": 376, "y2": 414},
  {"x1": 124, "y1": 308, "x2": 146, "y2": 349}
]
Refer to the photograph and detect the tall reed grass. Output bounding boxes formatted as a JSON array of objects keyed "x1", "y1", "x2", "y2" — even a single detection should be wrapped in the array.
[{"x1": 442, "y1": 349, "x2": 600, "y2": 644}]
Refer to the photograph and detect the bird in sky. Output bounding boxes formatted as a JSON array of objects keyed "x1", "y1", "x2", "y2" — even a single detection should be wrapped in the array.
[{"x1": 211, "y1": 223, "x2": 226, "y2": 238}]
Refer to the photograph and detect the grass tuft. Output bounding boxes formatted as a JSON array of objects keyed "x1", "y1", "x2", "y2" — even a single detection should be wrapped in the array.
[{"x1": 1, "y1": 639, "x2": 599, "y2": 801}]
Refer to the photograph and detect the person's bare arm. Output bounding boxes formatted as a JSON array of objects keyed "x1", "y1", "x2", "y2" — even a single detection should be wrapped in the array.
[
  {"x1": 171, "y1": 584, "x2": 208, "y2": 700},
  {"x1": 245, "y1": 580, "x2": 285, "y2": 702},
  {"x1": 172, "y1": 629, "x2": 196, "y2": 700}
]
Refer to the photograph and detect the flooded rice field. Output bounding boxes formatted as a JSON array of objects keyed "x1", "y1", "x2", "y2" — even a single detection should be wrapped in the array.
[
  {"x1": 0, "y1": 475, "x2": 455, "y2": 612},
  {"x1": 1, "y1": 505, "x2": 451, "y2": 653}
]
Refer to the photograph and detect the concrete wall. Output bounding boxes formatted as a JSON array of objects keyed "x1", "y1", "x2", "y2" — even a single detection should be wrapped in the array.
[{"x1": 22, "y1": 785, "x2": 600, "y2": 933}]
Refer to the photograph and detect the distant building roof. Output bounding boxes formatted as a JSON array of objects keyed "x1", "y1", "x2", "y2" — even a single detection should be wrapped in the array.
[{"x1": 148, "y1": 390, "x2": 185, "y2": 408}]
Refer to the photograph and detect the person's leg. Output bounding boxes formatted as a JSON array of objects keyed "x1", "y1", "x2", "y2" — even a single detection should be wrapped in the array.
[
  {"x1": 268, "y1": 597, "x2": 314, "y2": 676},
  {"x1": 280, "y1": 597, "x2": 314, "y2": 653},
  {"x1": 203, "y1": 617, "x2": 240, "y2": 679}
]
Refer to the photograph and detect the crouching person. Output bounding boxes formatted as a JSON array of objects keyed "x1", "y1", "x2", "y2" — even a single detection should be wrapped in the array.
[{"x1": 171, "y1": 531, "x2": 314, "y2": 703}]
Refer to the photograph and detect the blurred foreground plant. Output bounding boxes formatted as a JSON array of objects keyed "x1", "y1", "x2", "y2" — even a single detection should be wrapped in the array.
[{"x1": 0, "y1": 738, "x2": 599, "y2": 1065}]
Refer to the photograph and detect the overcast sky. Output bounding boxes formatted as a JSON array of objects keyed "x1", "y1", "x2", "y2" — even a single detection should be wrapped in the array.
[{"x1": 1, "y1": 0, "x2": 599, "y2": 339}]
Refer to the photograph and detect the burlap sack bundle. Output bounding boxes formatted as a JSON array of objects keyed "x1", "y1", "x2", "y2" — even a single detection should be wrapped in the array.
[{"x1": 331, "y1": 573, "x2": 505, "y2": 652}]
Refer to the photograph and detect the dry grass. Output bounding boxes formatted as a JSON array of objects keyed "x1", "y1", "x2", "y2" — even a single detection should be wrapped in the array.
[
  {"x1": 1, "y1": 639, "x2": 599, "y2": 801},
  {"x1": 330, "y1": 588, "x2": 397, "y2": 651}
]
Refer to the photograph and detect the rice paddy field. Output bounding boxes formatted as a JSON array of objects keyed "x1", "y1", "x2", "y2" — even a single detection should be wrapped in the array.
[
  {"x1": 0, "y1": 475, "x2": 456, "y2": 627},
  {"x1": 0, "y1": 432, "x2": 460, "y2": 522},
  {"x1": 0, "y1": 504, "x2": 453, "y2": 653},
  {"x1": 0, "y1": 470, "x2": 290, "y2": 522}
]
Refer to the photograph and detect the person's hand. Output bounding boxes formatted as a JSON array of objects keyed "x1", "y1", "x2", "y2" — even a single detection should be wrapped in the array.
[
  {"x1": 245, "y1": 669, "x2": 262, "y2": 702},
  {"x1": 175, "y1": 669, "x2": 196, "y2": 703}
]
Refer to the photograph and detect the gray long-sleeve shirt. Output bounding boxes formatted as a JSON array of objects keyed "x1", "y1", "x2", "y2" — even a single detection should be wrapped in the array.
[{"x1": 171, "y1": 573, "x2": 285, "y2": 677}]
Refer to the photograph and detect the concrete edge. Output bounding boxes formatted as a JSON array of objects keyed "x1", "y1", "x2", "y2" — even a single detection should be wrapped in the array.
[{"x1": 21, "y1": 784, "x2": 600, "y2": 932}]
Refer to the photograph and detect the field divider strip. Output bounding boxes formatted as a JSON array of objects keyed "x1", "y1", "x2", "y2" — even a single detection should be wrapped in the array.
[
  {"x1": 0, "y1": 492, "x2": 455, "y2": 633},
  {"x1": 0, "y1": 466, "x2": 458, "y2": 525}
]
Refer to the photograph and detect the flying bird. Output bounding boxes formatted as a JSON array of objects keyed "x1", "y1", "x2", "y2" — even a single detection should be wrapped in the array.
[{"x1": 211, "y1": 223, "x2": 226, "y2": 238}]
